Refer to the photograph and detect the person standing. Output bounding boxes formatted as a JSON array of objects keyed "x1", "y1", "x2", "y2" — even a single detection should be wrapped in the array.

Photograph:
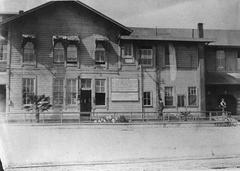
[
  {"x1": 219, "y1": 98, "x2": 227, "y2": 116},
  {"x1": 158, "y1": 98, "x2": 164, "y2": 120}
]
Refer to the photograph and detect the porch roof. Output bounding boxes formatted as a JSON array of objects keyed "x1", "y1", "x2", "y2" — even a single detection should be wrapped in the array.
[{"x1": 206, "y1": 72, "x2": 240, "y2": 85}]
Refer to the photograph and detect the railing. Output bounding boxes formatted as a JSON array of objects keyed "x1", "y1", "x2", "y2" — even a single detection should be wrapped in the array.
[{"x1": 0, "y1": 110, "x2": 232, "y2": 124}]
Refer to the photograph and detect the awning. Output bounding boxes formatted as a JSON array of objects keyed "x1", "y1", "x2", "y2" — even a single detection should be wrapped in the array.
[
  {"x1": 94, "y1": 34, "x2": 109, "y2": 42},
  {"x1": 52, "y1": 35, "x2": 80, "y2": 41},
  {"x1": 206, "y1": 72, "x2": 240, "y2": 85},
  {"x1": 22, "y1": 34, "x2": 36, "y2": 39}
]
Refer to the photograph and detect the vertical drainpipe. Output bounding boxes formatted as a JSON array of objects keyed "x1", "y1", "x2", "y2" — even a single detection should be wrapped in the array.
[
  {"x1": 7, "y1": 24, "x2": 12, "y2": 113},
  {"x1": 198, "y1": 23, "x2": 206, "y2": 113}
]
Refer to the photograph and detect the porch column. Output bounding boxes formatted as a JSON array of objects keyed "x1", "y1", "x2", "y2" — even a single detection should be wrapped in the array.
[{"x1": 199, "y1": 44, "x2": 206, "y2": 112}]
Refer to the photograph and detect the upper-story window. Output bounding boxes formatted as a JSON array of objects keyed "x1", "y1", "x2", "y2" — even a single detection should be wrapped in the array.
[
  {"x1": 164, "y1": 44, "x2": 170, "y2": 66},
  {"x1": 0, "y1": 44, "x2": 7, "y2": 61},
  {"x1": 237, "y1": 50, "x2": 240, "y2": 70},
  {"x1": 122, "y1": 43, "x2": 134, "y2": 64},
  {"x1": 95, "y1": 41, "x2": 105, "y2": 65},
  {"x1": 176, "y1": 45, "x2": 198, "y2": 69},
  {"x1": 216, "y1": 50, "x2": 225, "y2": 71},
  {"x1": 23, "y1": 42, "x2": 35, "y2": 64},
  {"x1": 54, "y1": 42, "x2": 65, "y2": 63},
  {"x1": 53, "y1": 35, "x2": 80, "y2": 65},
  {"x1": 140, "y1": 48, "x2": 153, "y2": 66},
  {"x1": 67, "y1": 44, "x2": 77, "y2": 64}
]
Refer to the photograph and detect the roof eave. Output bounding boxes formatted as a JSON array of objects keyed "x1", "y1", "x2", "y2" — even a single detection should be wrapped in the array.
[{"x1": 120, "y1": 36, "x2": 213, "y2": 43}]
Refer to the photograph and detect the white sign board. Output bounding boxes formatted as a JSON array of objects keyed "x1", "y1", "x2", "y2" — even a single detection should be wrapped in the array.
[
  {"x1": 111, "y1": 78, "x2": 138, "y2": 92},
  {"x1": 111, "y1": 78, "x2": 139, "y2": 101},
  {"x1": 111, "y1": 93, "x2": 139, "y2": 101}
]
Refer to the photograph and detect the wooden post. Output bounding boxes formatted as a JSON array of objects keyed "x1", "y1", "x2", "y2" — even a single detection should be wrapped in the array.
[{"x1": 199, "y1": 44, "x2": 206, "y2": 113}]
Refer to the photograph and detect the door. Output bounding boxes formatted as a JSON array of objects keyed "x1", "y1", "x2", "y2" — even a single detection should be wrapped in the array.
[
  {"x1": 80, "y1": 90, "x2": 91, "y2": 112},
  {"x1": 0, "y1": 85, "x2": 6, "y2": 112}
]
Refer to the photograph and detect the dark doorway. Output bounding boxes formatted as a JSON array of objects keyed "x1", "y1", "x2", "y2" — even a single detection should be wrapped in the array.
[
  {"x1": 80, "y1": 90, "x2": 91, "y2": 112},
  {"x1": 218, "y1": 94, "x2": 237, "y2": 115},
  {"x1": 0, "y1": 85, "x2": 6, "y2": 113}
]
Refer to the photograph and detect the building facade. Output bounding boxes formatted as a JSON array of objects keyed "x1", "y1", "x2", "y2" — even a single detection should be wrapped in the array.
[{"x1": 0, "y1": 1, "x2": 239, "y2": 117}]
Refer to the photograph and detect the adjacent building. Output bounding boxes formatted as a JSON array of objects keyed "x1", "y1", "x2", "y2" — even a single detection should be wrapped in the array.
[{"x1": 0, "y1": 1, "x2": 240, "y2": 118}]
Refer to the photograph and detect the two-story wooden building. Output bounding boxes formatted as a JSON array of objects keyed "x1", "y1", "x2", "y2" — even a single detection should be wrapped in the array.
[{"x1": 2, "y1": 0, "x2": 238, "y2": 118}]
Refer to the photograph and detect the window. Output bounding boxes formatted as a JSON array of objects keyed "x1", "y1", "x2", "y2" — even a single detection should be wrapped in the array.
[
  {"x1": 23, "y1": 42, "x2": 35, "y2": 63},
  {"x1": 122, "y1": 43, "x2": 134, "y2": 64},
  {"x1": 165, "y1": 87, "x2": 173, "y2": 106},
  {"x1": 216, "y1": 50, "x2": 225, "y2": 71},
  {"x1": 0, "y1": 44, "x2": 7, "y2": 61},
  {"x1": 22, "y1": 78, "x2": 35, "y2": 105},
  {"x1": 140, "y1": 48, "x2": 153, "y2": 66},
  {"x1": 95, "y1": 41, "x2": 105, "y2": 65},
  {"x1": 53, "y1": 78, "x2": 64, "y2": 105},
  {"x1": 66, "y1": 79, "x2": 77, "y2": 105},
  {"x1": 81, "y1": 79, "x2": 91, "y2": 89},
  {"x1": 176, "y1": 45, "x2": 198, "y2": 68},
  {"x1": 54, "y1": 42, "x2": 64, "y2": 63},
  {"x1": 95, "y1": 79, "x2": 105, "y2": 105},
  {"x1": 177, "y1": 95, "x2": 185, "y2": 107},
  {"x1": 238, "y1": 50, "x2": 240, "y2": 70},
  {"x1": 67, "y1": 44, "x2": 77, "y2": 63},
  {"x1": 143, "y1": 92, "x2": 152, "y2": 106},
  {"x1": 164, "y1": 44, "x2": 170, "y2": 66},
  {"x1": 188, "y1": 87, "x2": 197, "y2": 106}
]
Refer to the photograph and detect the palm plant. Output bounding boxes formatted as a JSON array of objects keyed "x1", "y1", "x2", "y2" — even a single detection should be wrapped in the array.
[{"x1": 23, "y1": 95, "x2": 52, "y2": 123}]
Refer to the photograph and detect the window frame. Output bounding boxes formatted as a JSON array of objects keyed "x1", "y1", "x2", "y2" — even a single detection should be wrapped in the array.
[
  {"x1": 66, "y1": 79, "x2": 77, "y2": 106},
  {"x1": 164, "y1": 44, "x2": 170, "y2": 67},
  {"x1": 53, "y1": 78, "x2": 64, "y2": 106},
  {"x1": 22, "y1": 78, "x2": 35, "y2": 105},
  {"x1": 139, "y1": 48, "x2": 153, "y2": 67},
  {"x1": 143, "y1": 91, "x2": 153, "y2": 107},
  {"x1": 81, "y1": 79, "x2": 92, "y2": 90},
  {"x1": 164, "y1": 87, "x2": 174, "y2": 107},
  {"x1": 95, "y1": 41, "x2": 106, "y2": 66},
  {"x1": 66, "y1": 44, "x2": 78, "y2": 64},
  {"x1": 0, "y1": 44, "x2": 7, "y2": 61},
  {"x1": 188, "y1": 87, "x2": 198, "y2": 107},
  {"x1": 53, "y1": 42, "x2": 65, "y2": 64},
  {"x1": 122, "y1": 43, "x2": 135, "y2": 65},
  {"x1": 216, "y1": 50, "x2": 225, "y2": 71},
  {"x1": 23, "y1": 41, "x2": 35, "y2": 65},
  {"x1": 95, "y1": 79, "x2": 106, "y2": 106}
]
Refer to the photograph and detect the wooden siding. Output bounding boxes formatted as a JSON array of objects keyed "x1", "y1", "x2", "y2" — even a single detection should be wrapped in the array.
[
  {"x1": 206, "y1": 48, "x2": 238, "y2": 72},
  {"x1": 175, "y1": 45, "x2": 198, "y2": 69}
]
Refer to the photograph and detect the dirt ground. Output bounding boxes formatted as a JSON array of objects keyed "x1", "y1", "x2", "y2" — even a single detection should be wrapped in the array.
[{"x1": 1, "y1": 123, "x2": 240, "y2": 170}]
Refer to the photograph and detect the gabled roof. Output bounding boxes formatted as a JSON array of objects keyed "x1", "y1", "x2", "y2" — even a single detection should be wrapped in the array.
[{"x1": 0, "y1": 0, "x2": 132, "y2": 34}]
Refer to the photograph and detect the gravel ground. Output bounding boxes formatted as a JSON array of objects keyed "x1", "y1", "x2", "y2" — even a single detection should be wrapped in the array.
[{"x1": 1, "y1": 123, "x2": 240, "y2": 170}]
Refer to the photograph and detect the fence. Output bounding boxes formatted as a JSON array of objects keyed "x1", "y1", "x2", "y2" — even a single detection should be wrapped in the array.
[{"x1": 0, "y1": 110, "x2": 232, "y2": 124}]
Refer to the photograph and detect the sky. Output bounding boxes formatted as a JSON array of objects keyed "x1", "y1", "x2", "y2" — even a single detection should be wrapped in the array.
[{"x1": 0, "y1": 0, "x2": 240, "y2": 30}]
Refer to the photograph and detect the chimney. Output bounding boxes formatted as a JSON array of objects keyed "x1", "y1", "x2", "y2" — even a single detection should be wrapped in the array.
[
  {"x1": 19, "y1": 10, "x2": 24, "y2": 14},
  {"x1": 198, "y1": 23, "x2": 204, "y2": 38}
]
